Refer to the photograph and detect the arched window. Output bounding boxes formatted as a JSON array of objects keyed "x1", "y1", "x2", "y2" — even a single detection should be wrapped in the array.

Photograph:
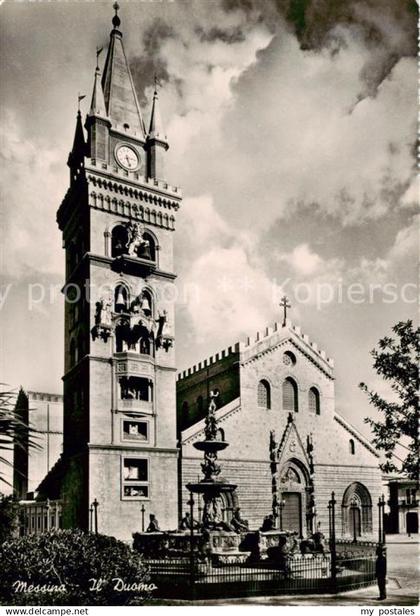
[
  {"x1": 115, "y1": 284, "x2": 129, "y2": 313},
  {"x1": 136, "y1": 231, "x2": 156, "y2": 261},
  {"x1": 283, "y1": 377, "x2": 298, "y2": 412},
  {"x1": 140, "y1": 290, "x2": 153, "y2": 317},
  {"x1": 283, "y1": 351, "x2": 297, "y2": 366},
  {"x1": 115, "y1": 318, "x2": 131, "y2": 353},
  {"x1": 257, "y1": 379, "x2": 271, "y2": 409},
  {"x1": 182, "y1": 401, "x2": 189, "y2": 417},
  {"x1": 308, "y1": 387, "x2": 320, "y2": 415},
  {"x1": 111, "y1": 224, "x2": 129, "y2": 257},
  {"x1": 349, "y1": 439, "x2": 355, "y2": 455},
  {"x1": 132, "y1": 289, "x2": 153, "y2": 317},
  {"x1": 69, "y1": 338, "x2": 76, "y2": 367}
]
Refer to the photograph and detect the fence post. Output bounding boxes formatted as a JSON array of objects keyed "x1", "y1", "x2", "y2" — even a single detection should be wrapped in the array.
[
  {"x1": 328, "y1": 491, "x2": 337, "y2": 590},
  {"x1": 141, "y1": 503, "x2": 145, "y2": 532},
  {"x1": 377, "y1": 496, "x2": 383, "y2": 544},
  {"x1": 378, "y1": 494, "x2": 386, "y2": 545},
  {"x1": 92, "y1": 498, "x2": 99, "y2": 534},
  {"x1": 187, "y1": 492, "x2": 195, "y2": 592}
]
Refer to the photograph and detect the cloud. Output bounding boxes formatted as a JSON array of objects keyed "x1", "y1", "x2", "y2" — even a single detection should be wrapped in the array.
[
  {"x1": 175, "y1": 194, "x2": 285, "y2": 355},
  {"x1": 276, "y1": 243, "x2": 324, "y2": 276},
  {"x1": 205, "y1": 36, "x2": 416, "y2": 229},
  {"x1": 0, "y1": 110, "x2": 66, "y2": 278},
  {"x1": 225, "y1": 0, "x2": 417, "y2": 96}
]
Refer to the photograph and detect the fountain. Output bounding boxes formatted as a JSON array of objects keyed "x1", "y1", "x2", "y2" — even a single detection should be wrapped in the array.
[{"x1": 186, "y1": 390, "x2": 250, "y2": 564}]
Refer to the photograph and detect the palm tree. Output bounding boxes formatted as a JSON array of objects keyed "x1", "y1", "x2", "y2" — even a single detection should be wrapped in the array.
[{"x1": 0, "y1": 386, "x2": 39, "y2": 487}]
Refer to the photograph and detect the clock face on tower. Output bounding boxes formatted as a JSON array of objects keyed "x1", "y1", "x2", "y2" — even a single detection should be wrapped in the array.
[{"x1": 115, "y1": 144, "x2": 140, "y2": 170}]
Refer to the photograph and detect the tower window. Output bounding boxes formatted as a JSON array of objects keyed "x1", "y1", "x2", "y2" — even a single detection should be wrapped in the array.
[
  {"x1": 283, "y1": 377, "x2": 298, "y2": 412},
  {"x1": 122, "y1": 457, "x2": 149, "y2": 499},
  {"x1": 115, "y1": 284, "x2": 129, "y2": 313},
  {"x1": 131, "y1": 289, "x2": 153, "y2": 317},
  {"x1": 136, "y1": 232, "x2": 156, "y2": 261},
  {"x1": 349, "y1": 439, "x2": 355, "y2": 455},
  {"x1": 257, "y1": 379, "x2": 271, "y2": 409},
  {"x1": 119, "y1": 376, "x2": 153, "y2": 402},
  {"x1": 115, "y1": 318, "x2": 131, "y2": 353},
  {"x1": 111, "y1": 224, "x2": 129, "y2": 257},
  {"x1": 122, "y1": 420, "x2": 148, "y2": 442},
  {"x1": 308, "y1": 387, "x2": 320, "y2": 415}
]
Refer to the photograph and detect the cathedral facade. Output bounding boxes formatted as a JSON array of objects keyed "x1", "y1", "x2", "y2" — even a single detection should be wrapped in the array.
[
  {"x1": 178, "y1": 322, "x2": 383, "y2": 539},
  {"x1": 36, "y1": 6, "x2": 383, "y2": 543}
]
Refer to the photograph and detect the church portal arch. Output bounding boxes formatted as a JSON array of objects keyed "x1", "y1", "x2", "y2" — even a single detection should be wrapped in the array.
[{"x1": 341, "y1": 482, "x2": 373, "y2": 537}]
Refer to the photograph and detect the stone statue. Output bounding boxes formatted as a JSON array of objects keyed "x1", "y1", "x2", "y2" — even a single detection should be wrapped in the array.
[
  {"x1": 179, "y1": 511, "x2": 200, "y2": 531},
  {"x1": 230, "y1": 507, "x2": 249, "y2": 533},
  {"x1": 202, "y1": 495, "x2": 231, "y2": 531},
  {"x1": 201, "y1": 450, "x2": 222, "y2": 481},
  {"x1": 126, "y1": 222, "x2": 151, "y2": 258},
  {"x1": 260, "y1": 513, "x2": 275, "y2": 532},
  {"x1": 204, "y1": 390, "x2": 219, "y2": 441},
  {"x1": 95, "y1": 297, "x2": 112, "y2": 327},
  {"x1": 146, "y1": 514, "x2": 161, "y2": 533}
]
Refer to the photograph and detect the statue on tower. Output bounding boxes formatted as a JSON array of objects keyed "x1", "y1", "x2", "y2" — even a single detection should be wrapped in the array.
[
  {"x1": 91, "y1": 295, "x2": 113, "y2": 341},
  {"x1": 126, "y1": 222, "x2": 151, "y2": 259}
]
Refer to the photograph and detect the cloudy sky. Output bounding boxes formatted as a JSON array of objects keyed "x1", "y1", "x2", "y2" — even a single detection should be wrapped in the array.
[{"x1": 0, "y1": 0, "x2": 417, "y2": 442}]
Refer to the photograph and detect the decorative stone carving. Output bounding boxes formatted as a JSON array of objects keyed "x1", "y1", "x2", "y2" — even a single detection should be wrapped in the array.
[
  {"x1": 91, "y1": 297, "x2": 113, "y2": 342},
  {"x1": 155, "y1": 309, "x2": 174, "y2": 352},
  {"x1": 126, "y1": 222, "x2": 151, "y2": 259}
]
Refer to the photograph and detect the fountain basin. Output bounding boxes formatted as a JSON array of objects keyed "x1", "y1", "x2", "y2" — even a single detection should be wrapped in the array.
[
  {"x1": 187, "y1": 481, "x2": 237, "y2": 495},
  {"x1": 193, "y1": 440, "x2": 229, "y2": 453}
]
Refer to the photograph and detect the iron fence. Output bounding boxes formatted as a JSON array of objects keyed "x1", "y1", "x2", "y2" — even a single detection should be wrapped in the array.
[
  {"x1": 143, "y1": 550, "x2": 376, "y2": 599},
  {"x1": 139, "y1": 491, "x2": 383, "y2": 599}
]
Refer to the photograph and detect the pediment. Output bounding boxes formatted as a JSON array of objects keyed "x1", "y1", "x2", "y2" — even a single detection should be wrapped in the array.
[{"x1": 271, "y1": 413, "x2": 313, "y2": 473}]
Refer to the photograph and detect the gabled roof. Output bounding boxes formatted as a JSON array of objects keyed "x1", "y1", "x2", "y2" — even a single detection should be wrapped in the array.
[
  {"x1": 181, "y1": 397, "x2": 241, "y2": 445},
  {"x1": 239, "y1": 319, "x2": 334, "y2": 379},
  {"x1": 334, "y1": 412, "x2": 380, "y2": 458}
]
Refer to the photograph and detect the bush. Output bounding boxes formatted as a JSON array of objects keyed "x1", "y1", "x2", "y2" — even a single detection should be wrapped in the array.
[
  {"x1": 0, "y1": 494, "x2": 19, "y2": 543},
  {"x1": 0, "y1": 529, "x2": 152, "y2": 606}
]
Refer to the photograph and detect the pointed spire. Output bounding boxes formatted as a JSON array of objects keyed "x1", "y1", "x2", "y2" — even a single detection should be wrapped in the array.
[
  {"x1": 148, "y1": 78, "x2": 167, "y2": 143},
  {"x1": 88, "y1": 53, "x2": 107, "y2": 119},
  {"x1": 67, "y1": 109, "x2": 86, "y2": 180},
  {"x1": 101, "y1": 3, "x2": 146, "y2": 137},
  {"x1": 68, "y1": 109, "x2": 86, "y2": 164}
]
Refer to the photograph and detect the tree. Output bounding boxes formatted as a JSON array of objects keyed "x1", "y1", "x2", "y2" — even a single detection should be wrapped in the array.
[
  {"x1": 0, "y1": 494, "x2": 20, "y2": 541},
  {"x1": 0, "y1": 386, "x2": 39, "y2": 487},
  {"x1": 360, "y1": 320, "x2": 419, "y2": 480}
]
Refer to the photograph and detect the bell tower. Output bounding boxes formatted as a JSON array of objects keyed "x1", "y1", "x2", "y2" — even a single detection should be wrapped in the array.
[{"x1": 56, "y1": 4, "x2": 181, "y2": 540}]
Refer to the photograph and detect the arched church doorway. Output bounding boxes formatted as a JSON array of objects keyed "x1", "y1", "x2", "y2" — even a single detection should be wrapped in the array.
[
  {"x1": 342, "y1": 482, "x2": 372, "y2": 538},
  {"x1": 279, "y1": 460, "x2": 311, "y2": 537}
]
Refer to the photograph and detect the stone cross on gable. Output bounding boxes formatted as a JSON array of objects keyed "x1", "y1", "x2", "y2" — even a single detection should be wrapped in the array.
[{"x1": 279, "y1": 295, "x2": 291, "y2": 327}]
